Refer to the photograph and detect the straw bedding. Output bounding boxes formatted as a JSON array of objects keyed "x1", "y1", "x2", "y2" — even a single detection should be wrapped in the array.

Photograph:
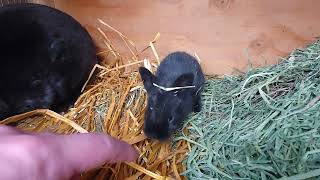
[{"x1": 0, "y1": 20, "x2": 188, "y2": 180}]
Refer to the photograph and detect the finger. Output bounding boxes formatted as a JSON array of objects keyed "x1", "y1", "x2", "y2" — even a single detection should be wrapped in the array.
[
  {"x1": 0, "y1": 125, "x2": 24, "y2": 135},
  {"x1": 48, "y1": 133, "x2": 138, "y2": 172}
]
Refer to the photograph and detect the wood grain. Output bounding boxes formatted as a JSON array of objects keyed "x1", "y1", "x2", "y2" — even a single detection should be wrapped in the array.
[{"x1": 54, "y1": 0, "x2": 320, "y2": 75}]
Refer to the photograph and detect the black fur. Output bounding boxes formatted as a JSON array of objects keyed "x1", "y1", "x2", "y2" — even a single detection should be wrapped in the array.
[
  {"x1": 0, "y1": 3, "x2": 97, "y2": 120},
  {"x1": 139, "y1": 51, "x2": 205, "y2": 141}
]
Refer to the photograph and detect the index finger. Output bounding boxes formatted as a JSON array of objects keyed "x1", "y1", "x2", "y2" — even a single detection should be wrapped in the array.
[
  {"x1": 0, "y1": 125, "x2": 25, "y2": 136},
  {"x1": 47, "y1": 133, "x2": 138, "y2": 172}
]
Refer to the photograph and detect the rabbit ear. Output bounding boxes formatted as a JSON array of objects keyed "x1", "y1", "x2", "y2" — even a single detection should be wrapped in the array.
[
  {"x1": 173, "y1": 73, "x2": 194, "y2": 87},
  {"x1": 49, "y1": 38, "x2": 66, "y2": 63},
  {"x1": 139, "y1": 67, "x2": 157, "y2": 93}
]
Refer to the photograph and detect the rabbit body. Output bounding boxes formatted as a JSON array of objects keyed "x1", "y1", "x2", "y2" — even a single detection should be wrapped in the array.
[
  {"x1": 0, "y1": 4, "x2": 97, "y2": 120},
  {"x1": 139, "y1": 51, "x2": 205, "y2": 140}
]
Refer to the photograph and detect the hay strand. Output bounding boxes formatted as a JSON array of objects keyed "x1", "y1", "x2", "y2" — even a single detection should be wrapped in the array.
[{"x1": 1, "y1": 109, "x2": 87, "y2": 133}]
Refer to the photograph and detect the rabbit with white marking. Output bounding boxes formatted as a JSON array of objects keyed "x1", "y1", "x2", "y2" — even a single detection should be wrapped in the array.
[{"x1": 139, "y1": 51, "x2": 205, "y2": 140}]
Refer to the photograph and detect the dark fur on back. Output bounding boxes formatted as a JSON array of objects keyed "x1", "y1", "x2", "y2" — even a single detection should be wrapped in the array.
[
  {"x1": 0, "y1": 3, "x2": 97, "y2": 120},
  {"x1": 139, "y1": 51, "x2": 205, "y2": 140}
]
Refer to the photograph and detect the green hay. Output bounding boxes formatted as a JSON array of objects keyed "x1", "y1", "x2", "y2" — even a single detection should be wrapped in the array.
[{"x1": 177, "y1": 40, "x2": 320, "y2": 179}]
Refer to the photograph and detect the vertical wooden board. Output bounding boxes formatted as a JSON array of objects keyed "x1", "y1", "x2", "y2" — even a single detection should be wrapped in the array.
[{"x1": 54, "y1": 0, "x2": 320, "y2": 75}]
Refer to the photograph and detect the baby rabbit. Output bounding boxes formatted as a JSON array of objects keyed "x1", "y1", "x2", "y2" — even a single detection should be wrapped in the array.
[
  {"x1": 139, "y1": 51, "x2": 205, "y2": 140},
  {"x1": 0, "y1": 4, "x2": 97, "y2": 120}
]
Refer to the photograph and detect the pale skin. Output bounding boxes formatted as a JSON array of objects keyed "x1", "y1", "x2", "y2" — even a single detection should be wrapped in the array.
[{"x1": 0, "y1": 125, "x2": 138, "y2": 180}]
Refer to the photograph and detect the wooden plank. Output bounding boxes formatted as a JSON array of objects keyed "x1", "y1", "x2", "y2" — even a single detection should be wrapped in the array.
[{"x1": 54, "y1": 0, "x2": 320, "y2": 75}]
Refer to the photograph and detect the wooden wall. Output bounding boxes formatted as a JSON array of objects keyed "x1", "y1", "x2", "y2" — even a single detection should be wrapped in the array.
[{"x1": 52, "y1": 1, "x2": 320, "y2": 74}]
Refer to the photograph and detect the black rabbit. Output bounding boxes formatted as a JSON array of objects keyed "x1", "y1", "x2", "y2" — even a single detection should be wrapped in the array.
[
  {"x1": 139, "y1": 51, "x2": 205, "y2": 140},
  {"x1": 0, "y1": 3, "x2": 97, "y2": 120}
]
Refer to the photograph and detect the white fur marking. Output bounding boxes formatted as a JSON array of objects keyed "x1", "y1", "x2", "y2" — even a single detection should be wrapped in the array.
[{"x1": 152, "y1": 83, "x2": 195, "y2": 91}]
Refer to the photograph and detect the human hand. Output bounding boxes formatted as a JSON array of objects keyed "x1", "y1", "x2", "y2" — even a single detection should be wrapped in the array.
[{"x1": 0, "y1": 125, "x2": 138, "y2": 180}]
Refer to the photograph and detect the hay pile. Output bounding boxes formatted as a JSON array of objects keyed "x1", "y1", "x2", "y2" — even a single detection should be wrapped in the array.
[
  {"x1": 1, "y1": 20, "x2": 189, "y2": 179},
  {"x1": 178, "y1": 40, "x2": 320, "y2": 179}
]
